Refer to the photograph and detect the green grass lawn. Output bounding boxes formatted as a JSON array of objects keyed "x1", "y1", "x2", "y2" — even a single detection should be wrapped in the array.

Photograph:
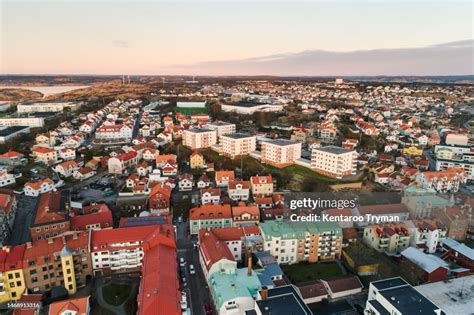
[
  {"x1": 102, "y1": 283, "x2": 131, "y2": 306},
  {"x1": 282, "y1": 262, "x2": 344, "y2": 283}
]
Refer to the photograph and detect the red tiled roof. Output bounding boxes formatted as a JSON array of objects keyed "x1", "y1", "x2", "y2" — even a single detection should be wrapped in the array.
[
  {"x1": 0, "y1": 150, "x2": 24, "y2": 159},
  {"x1": 200, "y1": 188, "x2": 220, "y2": 197},
  {"x1": 232, "y1": 203, "x2": 260, "y2": 218},
  {"x1": 70, "y1": 210, "x2": 113, "y2": 231},
  {"x1": 250, "y1": 175, "x2": 272, "y2": 185},
  {"x1": 32, "y1": 146, "x2": 55, "y2": 154},
  {"x1": 358, "y1": 203, "x2": 409, "y2": 216},
  {"x1": 34, "y1": 191, "x2": 66, "y2": 226},
  {"x1": 189, "y1": 204, "x2": 232, "y2": 220},
  {"x1": 228, "y1": 179, "x2": 250, "y2": 190},
  {"x1": 198, "y1": 229, "x2": 235, "y2": 271},
  {"x1": 324, "y1": 276, "x2": 363, "y2": 293},
  {"x1": 137, "y1": 242, "x2": 181, "y2": 315},
  {"x1": 215, "y1": 170, "x2": 235, "y2": 181},
  {"x1": 210, "y1": 226, "x2": 261, "y2": 241},
  {"x1": 0, "y1": 245, "x2": 26, "y2": 272},
  {"x1": 22, "y1": 232, "x2": 89, "y2": 267},
  {"x1": 49, "y1": 296, "x2": 90, "y2": 315},
  {"x1": 91, "y1": 226, "x2": 172, "y2": 251},
  {"x1": 24, "y1": 178, "x2": 54, "y2": 190}
]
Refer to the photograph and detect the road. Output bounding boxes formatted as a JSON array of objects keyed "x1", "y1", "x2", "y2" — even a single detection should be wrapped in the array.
[
  {"x1": 176, "y1": 221, "x2": 214, "y2": 315},
  {"x1": 8, "y1": 195, "x2": 37, "y2": 246}
]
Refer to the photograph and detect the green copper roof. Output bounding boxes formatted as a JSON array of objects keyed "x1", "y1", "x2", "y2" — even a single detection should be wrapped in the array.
[
  {"x1": 259, "y1": 220, "x2": 342, "y2": 240},
  {"x1": 209, "y1": 268, "x2": 262, "y2": 310}
]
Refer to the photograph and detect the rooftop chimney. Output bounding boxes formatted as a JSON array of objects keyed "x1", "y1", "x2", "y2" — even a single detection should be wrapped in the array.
[
  {"x1": 260, "y1": 286, "x2": 268, "y2": 300},
  {"x1": 26, "y1": 242, "x2": 32, "y2": 249},
  {"x1": 247, "y1": 253, "x2": 252, "y2": 276}
]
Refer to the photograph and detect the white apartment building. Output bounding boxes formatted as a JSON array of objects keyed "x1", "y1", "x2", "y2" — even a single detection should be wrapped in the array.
[
  {"x1": 416, "y1": 168, "x2": 466, "y2": 193},
  {"x1": 260, "y1": 139, "x2": 302, "y2": 167},
  {"x1": 182, "y1": 128, "x2": 217, "y2": 149},
  {"x1": 404, "y1": 219, "x2": 447, "y2": 254},
  {"x1": 96, "y1": 124, "x2": 133, "y2": 140},
  {"x1": 311, "y1": 146, "x2": 357, "y2": 179},
  {"x1": 17, "y1": 102, "x2": 78, "y2": 113},
  {"x1": 221, "y1": 102, "x2": 284, "y2": 114},
  {"x1": 0, "y1": 117, "x2": 44, "y2": 128},
  {"x1": 206, "y1": 121, "x2": 236, "y2": 137},
  {"x1": 91, "y1": 244, "x2": 144, "y2": 275},
  {"x1": 260, "y1": 221, "x2": 343, "y2": 264},
  {"x1": 434, "y1": 144, "x2": 474, "y2": 180},
  {"x1": 220, "y1": 133, "x2": 256, "y2": 159}
]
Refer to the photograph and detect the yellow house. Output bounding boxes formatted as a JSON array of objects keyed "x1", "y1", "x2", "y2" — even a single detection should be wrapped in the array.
[
  {"x1": 402, "y1": 146, "x2": 423, "y2": 156},
  {"x1": 0, "y1": 246, "x2": 27, "y2": 302},
  {"x1": 190, "y1": 151, "x2": 205, "y2": 169}
]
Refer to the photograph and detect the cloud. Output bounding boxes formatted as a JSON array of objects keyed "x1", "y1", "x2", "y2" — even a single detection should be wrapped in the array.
[
  {"x1": 166, "y1": 40, "x2": 474, "y2": 76},
  {"x1": 112, "y1": 40, "x2": 130, "y2": 48}
]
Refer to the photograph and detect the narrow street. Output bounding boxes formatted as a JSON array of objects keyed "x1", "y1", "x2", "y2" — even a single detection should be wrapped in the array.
[{"x1": 176, "y1": 221, "x2": 214, "y2": 315}]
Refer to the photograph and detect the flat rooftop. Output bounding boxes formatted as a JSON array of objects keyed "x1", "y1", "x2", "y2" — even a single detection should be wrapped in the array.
[
  {"x1": 415, "y1": 275, "x2": 474, "y2": 315},
  {"x1": 314, "y1": 145, "x2": 354, "y2": 154},
  {"x1": 371, "y1": 277, "x2": 409, "y2": 291},
  {"x1": 0, "y1": 126, "x2": 29, "y2": 136},
  {"x1": 263, "y1": 139, "x2": 299, "y2": 146},
  {"x1": 224, "y1": 101, "x2": 268, "y2": 107},
  {"x1": 207, "y1": 121, "x2": 235, "y2": 126},
  {"x1": 222, "y1": 133, "x2": 254, "y2": 139},
  {"x1": 186, "y1": 128, "x2": 214, "y2": 133},
  {"x1": 257, "y1": 285, "x2": 312, "y2": 315},
  {"x1": 379, "y1": 285, "x2": 441, "y2": 314}
]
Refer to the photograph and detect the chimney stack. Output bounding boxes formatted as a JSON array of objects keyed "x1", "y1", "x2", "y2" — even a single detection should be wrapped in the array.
[
  {"x1": 247, "y1": 253, "x2": 252, "y2": 276},
  {"x1": 260, "y1": 286, "x2": 268, "y2": 300}
]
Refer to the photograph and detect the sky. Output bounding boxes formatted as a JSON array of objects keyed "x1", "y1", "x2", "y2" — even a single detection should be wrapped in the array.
[{"x1": 1, "y1": 0, "x2": 473, "y2": 75}]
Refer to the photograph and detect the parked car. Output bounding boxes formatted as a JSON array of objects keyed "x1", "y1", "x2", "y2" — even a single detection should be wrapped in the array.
[
  {"x1": 189, "y1": 264, "x2": 195, "y2": 275},
  {"x1": 204, "y1": 303, "x2": 212, "y2": 315},
  {"x1": 180, "y1": 257, "x2": 186, "y2": 267}
]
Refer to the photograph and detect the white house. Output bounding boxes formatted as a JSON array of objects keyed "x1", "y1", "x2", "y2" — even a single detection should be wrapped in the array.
[
  {"x1": 0, "y1": 171, "x2": 15, "y2": 187},
  {"x1": 178, "y1": 174, "x2": 193, "y2": 192},
  {"x1": 227, "y1": 180, "x2": 250, "y2": 201},
  {"x1": 24, "y1": 178, "x2": 55, "y2": 197},
  {"x1": 201, "y1": 188, "x2": 221, "y2": 205}
]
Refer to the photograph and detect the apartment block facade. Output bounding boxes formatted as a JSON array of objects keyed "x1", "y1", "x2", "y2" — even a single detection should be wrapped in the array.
[
  {"x1": 182, "y1": 128, "x2": 217, "y2": 149},
  {"x1": 260, "y1": 140, "x2": 302, "y2": 168},
  {"x1": 311, "y1": 146, "x2": 357, "y2": 179},
  {"x1": 220, "y1": 133, "x2": 256, "y2": 159},
  {"x1": 259, "y1": 221, "x2": 342, "y2": 264}
]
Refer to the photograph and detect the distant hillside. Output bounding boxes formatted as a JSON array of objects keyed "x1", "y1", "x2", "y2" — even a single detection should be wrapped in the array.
[
  {"x1": 0, "y1": 88, "x2": 43, "y2": 101},
  {"x1": 44, "y1": 81, "x2": 158, "y2": 103}
]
